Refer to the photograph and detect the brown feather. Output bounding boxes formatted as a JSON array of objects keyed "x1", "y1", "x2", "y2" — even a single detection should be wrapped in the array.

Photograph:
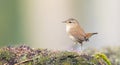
[
  {"x1": 68, "y1": 25, "x2": 86, "y2": 44},
  {"x1": 85, "y1": 33, "x2": 98, "y2": 40}
]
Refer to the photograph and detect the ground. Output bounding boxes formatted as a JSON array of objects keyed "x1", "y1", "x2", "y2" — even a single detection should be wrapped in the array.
[{"x1": 0, "y1": 45, "x2": 119, "y2": 65}]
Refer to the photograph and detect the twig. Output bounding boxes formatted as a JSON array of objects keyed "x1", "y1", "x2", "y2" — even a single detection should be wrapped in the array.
[{"x1": 14, "y1": 59, "x2": 33, "y2": 65}]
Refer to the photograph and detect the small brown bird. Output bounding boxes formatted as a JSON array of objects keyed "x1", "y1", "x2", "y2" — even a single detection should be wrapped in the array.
[{"x1": 63, "y1": 18, "x2": 97, "y2": 49}]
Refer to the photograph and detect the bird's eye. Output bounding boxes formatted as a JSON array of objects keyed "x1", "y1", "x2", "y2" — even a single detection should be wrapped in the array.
[{"x1": 69, "y1": 21, "x2": 72, "y2": 23}]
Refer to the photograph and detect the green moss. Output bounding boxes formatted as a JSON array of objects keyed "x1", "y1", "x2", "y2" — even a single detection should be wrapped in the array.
[
  {"x1": 94, "y1": 53, "x2": 112, "y2": 65},
  {"x1": 34, "y1": 51, "x2": 103, "y2": 65},
  {"x1": 0, "y1": 45, "x2": 113, "y2": 65},
  {"x1": 0, "y1": 49, "x2": 16, "y2": 64}
]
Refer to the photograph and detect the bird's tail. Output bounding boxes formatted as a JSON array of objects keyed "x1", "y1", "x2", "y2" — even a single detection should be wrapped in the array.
[{"x1": 85, "y1": 33, "x2": 98, "y2": 41}]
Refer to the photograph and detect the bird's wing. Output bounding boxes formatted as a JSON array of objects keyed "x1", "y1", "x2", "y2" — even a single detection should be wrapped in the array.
[
  {"x1": 77, "y1": 25, "x2": 86, "y2": 37},
  {"x1": 69, "y1": 27, "x2": 86, "y2": 42}
]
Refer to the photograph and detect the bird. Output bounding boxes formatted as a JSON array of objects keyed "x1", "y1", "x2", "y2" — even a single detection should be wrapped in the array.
[{"x1": 63, "y1": 18, "x2": 97, "y2": 50}]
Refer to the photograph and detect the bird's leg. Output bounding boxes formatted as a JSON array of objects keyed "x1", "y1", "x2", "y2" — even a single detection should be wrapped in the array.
[
  {"x1": 80, "y1": 43, "x2": 83, "y2": 51},
  {"x1": 70, "y1": 42, "x2": 81, "y2": 52},
  {"x1": 77, "y1": 42, "x2": 83, "y2": 54},
  {"x1": 75, "y1": 43, "x2": 83, "y2": 55},
  {"x1": 68, "y1": 42, "x2": 76, "y2": 51},
  {"x1": 72, "y1": 42, "x2": 77, "y2": 51}
]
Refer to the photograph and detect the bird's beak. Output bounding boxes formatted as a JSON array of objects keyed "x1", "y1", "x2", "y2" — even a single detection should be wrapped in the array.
[{"x1": 62, "y1": 21, "x2": 66, "y2": 23}]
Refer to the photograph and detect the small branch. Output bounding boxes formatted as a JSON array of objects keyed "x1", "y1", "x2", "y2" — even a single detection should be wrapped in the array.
[{"x1": 14, "y1": 59, "x2": 34, "y2": 65}]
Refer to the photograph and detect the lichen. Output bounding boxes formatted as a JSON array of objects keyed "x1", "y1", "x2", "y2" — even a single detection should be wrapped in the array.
[{"x1": 0, "y1": 45, "x2": 115, "y2": 65}]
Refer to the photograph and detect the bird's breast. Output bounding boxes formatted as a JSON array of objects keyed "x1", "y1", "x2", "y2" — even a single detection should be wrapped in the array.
[
  {"x1": 66, "y1": 25, "x2": 71, "y2": 33},
  {"x1": 66, "y1": 25, "x2": 76, "y2": 41}
]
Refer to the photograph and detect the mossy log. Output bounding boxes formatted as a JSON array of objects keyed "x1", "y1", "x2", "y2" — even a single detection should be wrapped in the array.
[{"x1": 0, "y1": 45, "x2": 111, "y2": 65}]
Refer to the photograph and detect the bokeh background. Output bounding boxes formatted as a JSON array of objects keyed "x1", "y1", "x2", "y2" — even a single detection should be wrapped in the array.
[{"x1": 0, "y1": 0, "x2": 120, "y2": 50}]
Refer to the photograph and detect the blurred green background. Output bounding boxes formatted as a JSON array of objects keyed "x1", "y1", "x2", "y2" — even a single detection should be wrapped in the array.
[{"x1": 0, "y1": 0, "x2": 24, "y2": 47}]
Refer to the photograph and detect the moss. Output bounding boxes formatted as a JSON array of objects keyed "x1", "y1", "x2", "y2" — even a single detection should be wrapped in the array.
[
  {"x1": 0, "y1": 45, "x2": 113, "y2": 65},
  {"x1": 0, "y1": 49, "x2": 16, "y2": 65},
  {"x1": 24, "y1": 51, "x2": 104, "y2": 65},
  {"x1": 94, "y1": 53, "x2": 111, "y2": 65}
]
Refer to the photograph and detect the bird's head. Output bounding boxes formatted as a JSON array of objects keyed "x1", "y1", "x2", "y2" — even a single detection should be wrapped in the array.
[{"x1": 63, "y1": 18, "x2": 79, "y2": 26}]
